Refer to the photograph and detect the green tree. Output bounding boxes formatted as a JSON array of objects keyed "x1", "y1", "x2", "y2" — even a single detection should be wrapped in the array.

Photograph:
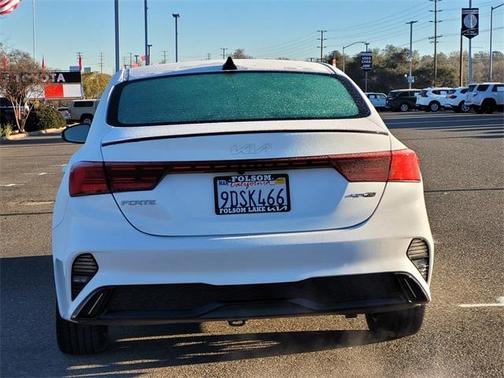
[{"x1": 82, "y1": 72, "x2": 111, "y2": 99}]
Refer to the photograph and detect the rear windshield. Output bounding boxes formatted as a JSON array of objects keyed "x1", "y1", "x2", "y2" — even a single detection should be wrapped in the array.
[{"x1": 108, "y1": 72, "x2": 368, "y2": 126}]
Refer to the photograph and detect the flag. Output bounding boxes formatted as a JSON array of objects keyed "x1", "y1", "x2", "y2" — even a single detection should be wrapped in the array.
[{"x1": 0, "y1": 0, "x2": 20, "y2": 16}]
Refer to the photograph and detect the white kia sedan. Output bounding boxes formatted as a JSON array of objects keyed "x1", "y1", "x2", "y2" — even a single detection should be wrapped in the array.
[{"x1": 54, "y1": 59, "x2": 433, "y2": 354}]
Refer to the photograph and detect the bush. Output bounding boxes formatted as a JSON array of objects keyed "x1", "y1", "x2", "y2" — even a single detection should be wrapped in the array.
[
  {"x1": 25, "y1": 104, "x2": 66, "y2": 132},
  {"x1": 1, "y1": 123, "x2": 13, "y2": 137}
]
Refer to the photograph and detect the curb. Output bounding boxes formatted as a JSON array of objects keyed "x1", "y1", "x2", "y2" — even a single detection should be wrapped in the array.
[{"x1": 2, "y1": 127, "x2": 66, "y2": 141}]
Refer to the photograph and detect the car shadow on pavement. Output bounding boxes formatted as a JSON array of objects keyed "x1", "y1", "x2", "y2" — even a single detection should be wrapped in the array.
[{"x1": 1, "y1": 255, "x2": 388, "y2": 377}]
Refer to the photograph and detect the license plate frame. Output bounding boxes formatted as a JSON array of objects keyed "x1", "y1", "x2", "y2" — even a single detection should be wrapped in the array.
[{"x1": 213, "y1": 173, "x2": 291, "y2": 215}]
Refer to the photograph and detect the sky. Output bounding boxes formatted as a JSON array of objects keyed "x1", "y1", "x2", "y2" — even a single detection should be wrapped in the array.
[{"x1": 1, "y1": 0, "x2": 503, "y2": 74}]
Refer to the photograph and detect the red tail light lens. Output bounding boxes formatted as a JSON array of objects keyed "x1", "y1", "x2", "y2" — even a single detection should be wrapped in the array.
[
  {"x1": 69, "y1": 150, "x2": 421, "y2": 196},
  {"x1": 105, "y1": 163, "x2": 166, "y2": 192},
  {"x1": 388, "y1": 149, "x2": 421, "y2": 182},
  {"x1": 69, "y1": 162, "x2": 109, "y2": 197},
  {"x1": 329, "y1": 152, "x2": 390, "y2": 182}
]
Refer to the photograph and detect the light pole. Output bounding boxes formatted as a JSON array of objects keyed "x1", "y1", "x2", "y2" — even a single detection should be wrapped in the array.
[
  {"x1": 406, "y1": 20, "x2": 418, "y2": 89},
  {"x1": 489, "y1": 3, "x2": 504, "y2": 81},
  {"x1": 172, "y1": 13, "x2": 180, "y2": 63},
  {"x1": 342, "y1": 41, "x2": 368, "y2": 73},
  {"x1": 114, "y1": 0, "x2": 119, "y2": 72},
  {"x1": 468, "y1": 0, "x2": 473, "y2": 84},
  {"x1": 147, "y1": 44, "x2": 152, "y2": 65},
  {"x1": 144, "y1": 0, "x2": 149, "y2": 65}
]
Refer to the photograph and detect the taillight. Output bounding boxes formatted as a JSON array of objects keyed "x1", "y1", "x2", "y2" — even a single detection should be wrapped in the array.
[
  {"x1": 388, "y1": 149, "x2": 421, "y2": 182},
  {"x1": 69, "y1": 150, "x2": 421, "y2": 196},
  {"x1": 329, "y1": 152, "x2": 390, "y2": 182},
  {"x1": 69, "y1": 162, "x2": 165, "y2": 196},
  {"x1": 69, "y1": 162, "x2": 109, "y2": 196},
  {"x1": 105, "y1": 163, "x2": 165, "y2": 192}
]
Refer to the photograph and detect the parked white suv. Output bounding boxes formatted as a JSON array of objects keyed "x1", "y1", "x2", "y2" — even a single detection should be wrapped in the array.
[
  {"x1": 444, "y1": 87, "x2": 470, "y2": 113},
  {"x1": 466, "y1": 83, "x2": 504, "y2": 113},
  {"x1": 416, "y1": 87, "x2": 454, "y2": 112},
  {"x1": 69, "y1": 99, "x2": 99, "y2": 124}
]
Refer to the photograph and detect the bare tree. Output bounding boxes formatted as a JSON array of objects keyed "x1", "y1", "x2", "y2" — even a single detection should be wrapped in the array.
[
  {"x1": 231, "y1": 49, "x2": 252, "y2": 59},
  {"x1": 0, "y1": 45, "x2": 43, "y2": 133}
]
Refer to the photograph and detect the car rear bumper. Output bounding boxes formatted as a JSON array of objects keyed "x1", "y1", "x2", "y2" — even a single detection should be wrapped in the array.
[
  {"x1": 72, "y1": 273, "x2": 428, "y2": 325},
  {"x1": 53, "y1": 182, "x2": 434, "y2": 323}
]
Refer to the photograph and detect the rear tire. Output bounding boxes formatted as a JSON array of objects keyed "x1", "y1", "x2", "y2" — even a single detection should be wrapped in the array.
[
  {"x1": 56, "y1": 306, "x2": 108, "y2": 354},
  {"x1": 366, "y1": 306, "x2": 425, "y2": 338},
  {"x1": 458, "y1": 101, "x2": 470, "y2": 113},
  {"x1": 80, "y1": 114, "x2": 93, "y2": 125},
  {"x1": 428, "y1": 101, "x2": 440, "y2": 112},
  {"x1": 481, "y1": 99, "x2": 496, "y2": 114},
  {"x1": 399, "y1": 103, "x2": 409, "y2": 112}
]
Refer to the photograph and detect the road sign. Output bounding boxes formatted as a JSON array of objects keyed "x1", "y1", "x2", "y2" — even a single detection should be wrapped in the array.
[
  {"x1": 462, "y1": 8, "x2": 479, "y2": 39},
  {"x1": 360, "y1": 51, "x2": 372, "y2": 71},
  {"x1": 407, "y1": 75, "x2": 415, "y2": 84}
]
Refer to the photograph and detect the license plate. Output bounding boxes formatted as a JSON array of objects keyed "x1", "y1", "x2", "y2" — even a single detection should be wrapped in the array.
[{"x1": 214, "y1": 174, "x2": 291, "y2": 215}]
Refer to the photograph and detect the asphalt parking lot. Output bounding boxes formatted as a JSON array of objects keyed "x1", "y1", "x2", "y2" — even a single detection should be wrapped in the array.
[{"x1": 1, "y1": 112, "x2": 503, "y2": 377}]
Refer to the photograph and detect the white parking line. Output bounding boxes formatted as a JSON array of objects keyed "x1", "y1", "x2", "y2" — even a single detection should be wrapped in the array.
[
  {"x1": 458, "y1": 297, "x2": 504, "y2": 308},
  {"x1": 0, "y1": 183, "x2": 22, "y2": 187}
]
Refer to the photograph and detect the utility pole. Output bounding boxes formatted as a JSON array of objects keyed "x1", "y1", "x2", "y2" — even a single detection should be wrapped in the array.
[
  {"x1": 407, "y1": 20, "x2": 418, "y2": 89},
  {"x1": 172, "y1": 13, "x2": 180, "y2": 62},
  {"x1": 32, "y1": 0, "x2": 36, "y2": 60},
  {"x1": 99, "y1": 52, "x2": 104, "y2": 74},
  {"x1": 207, "y1": 53, "x2": 211, "y2": 60},
  {"x1": 147, "y1": 44, "x2": 152, "y2": 65},
  {"x1": 317, "y1": 30, "x2": 327, "y2": 62},
  {"x1": 161, "y1": 50, "x2": 168, "y2": 64},
  {"x1": 129, "y1": 52, "x2": 133, "y2": 67},
  {"x1": 429, "y1": 0, "x2": 443, "y2": 86},
  {"x1": 114, "y1": 0, "x2": 119, "y2": 72},
  {"x1": 134, "y1": 54, "x2": 139, "y2": 65},
  {"x1": 459, "y1": 32, "x2": 464, "y2": 86},
  {"x1": 489, "y1": 3, "x2": 504, "y2": 81},
  {"x1": 144, "y1": 0, "x2": 149, "y2": 65},
  {"x1": 220, "y1": 48, "x2": 228, "y2": 59}
]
